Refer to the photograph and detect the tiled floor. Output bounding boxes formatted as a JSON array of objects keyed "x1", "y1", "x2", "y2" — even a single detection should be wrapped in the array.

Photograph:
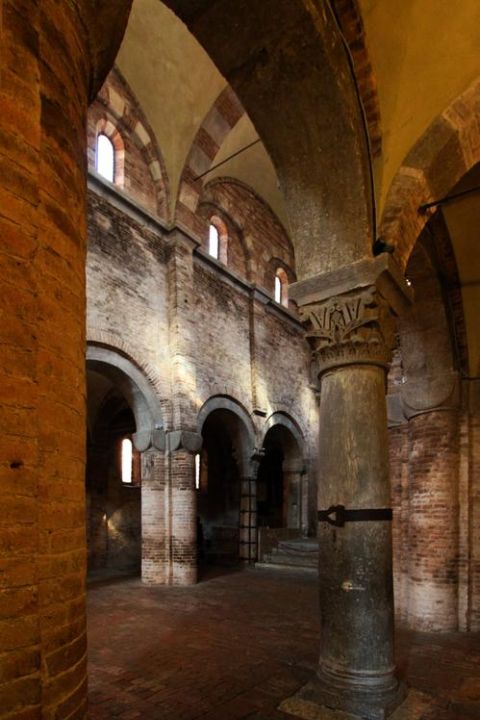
[{"x1": 87, "y1": 567, "x2": 480, "y2": 719}]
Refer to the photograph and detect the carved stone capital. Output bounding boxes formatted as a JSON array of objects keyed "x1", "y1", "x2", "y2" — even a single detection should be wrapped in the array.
[
  {"x1": 301, "y1": 286, "x2": 396, "y2": 373},
  {"x1": 290, "y1": 255, "x2": 412, "y2": 377}
]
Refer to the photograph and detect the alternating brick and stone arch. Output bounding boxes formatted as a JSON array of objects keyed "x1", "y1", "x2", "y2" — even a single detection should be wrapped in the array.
[
  {"x1": 88, "y1": 67, "x2": 170, "y2": 220},
  {"x1": 176, "y1": 87, "x2": 245, "y2": 234},
  {"x1": 380, "y1": 76, "x2": 480, "y2": 269}
]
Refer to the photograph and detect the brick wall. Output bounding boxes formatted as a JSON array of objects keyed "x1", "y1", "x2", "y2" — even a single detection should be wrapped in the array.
[
  {"x1": 193, "y1": 263, "x2": 252, "y2": 405},
  {"x1": 87, "y1": 189, "x2": 171, "y2": 413},
  {"x1": 407, "y1": 410, "x2": 460, "y2": 631},
  {"x1": 86, "y1": 181, "x2": 318, "y2": 582},
  {"x1": 389, "y1": 425, "x2": 409, "y2": 622},
  {"x1": 467, "y1": 383, "x2": 480, "y2": 631}
]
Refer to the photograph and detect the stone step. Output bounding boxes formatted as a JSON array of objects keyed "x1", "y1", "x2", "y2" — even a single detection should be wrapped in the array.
[
  {"x1": 262, "y1": 550, "x2": 318, "y2": 568},
  {"x1": 255, "y1": 561, "x2": 317, "y2": 573},
  {"x1": 257, "y1": 536, "x2": 319, "y2": 571},
  {"x1": 277, "y1": 539, "x2": 318, "y2": 554}
]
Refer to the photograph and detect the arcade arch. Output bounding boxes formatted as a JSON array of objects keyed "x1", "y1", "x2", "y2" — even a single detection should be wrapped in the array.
[{"x1": 197, "y1": 397, "x2": 256, "y2": 567}]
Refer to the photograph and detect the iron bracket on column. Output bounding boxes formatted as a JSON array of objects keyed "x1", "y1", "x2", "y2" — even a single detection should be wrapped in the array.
[{"x1": 318, "y1": 505, "x2": 392, "y2": 527}]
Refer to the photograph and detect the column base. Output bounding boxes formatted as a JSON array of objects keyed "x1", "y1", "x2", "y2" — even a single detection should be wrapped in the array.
[{"x1": 279, "y1": 673, "x2": 407, "y2": 720}]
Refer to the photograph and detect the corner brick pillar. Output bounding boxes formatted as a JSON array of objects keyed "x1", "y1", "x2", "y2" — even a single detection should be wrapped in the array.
[
  {"x1": 166, "y1": 431, "x2": 202, "y2": 585},
  {"x1": 284, "y1": 255, "x2": 411, "y2": 720},
  {"x1": 165, "y1": 230, "x2": 201, "y2": 584},
  {"x1": 400, "y1": 374, "x2": 461, "y2": 631},
  {"x1": 141, "y1": 448, "x2": 168, "y2": 584},
  {"x1": 0, "y1": 1, "x2": 131, "y2": 717}
]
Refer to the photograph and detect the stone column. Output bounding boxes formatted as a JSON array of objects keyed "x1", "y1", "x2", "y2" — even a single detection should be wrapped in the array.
[
  {"x1": 401, "y1": 374, "x2": 460, "y2": 631},
  {"x1": 284, "y1": 255, "x2": 411, "y2": 720}
]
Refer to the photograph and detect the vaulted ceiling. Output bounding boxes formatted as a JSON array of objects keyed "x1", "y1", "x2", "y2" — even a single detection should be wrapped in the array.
[{"x1": 112, "y1": 0, "x2": 480, "y2": 372}]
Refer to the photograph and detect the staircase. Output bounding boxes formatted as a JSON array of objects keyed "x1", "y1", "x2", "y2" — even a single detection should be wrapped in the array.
[{"x1": 257, "y1": 536, "x2": 318, "y2": 571}]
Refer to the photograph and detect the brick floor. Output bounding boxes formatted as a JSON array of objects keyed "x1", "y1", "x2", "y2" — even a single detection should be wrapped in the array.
[{"x1": 87, "y1": 567, "x2": 480, "y2": 719}]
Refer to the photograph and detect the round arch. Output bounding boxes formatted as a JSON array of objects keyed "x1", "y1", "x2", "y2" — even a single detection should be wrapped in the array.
[
  {"x1": 261, "y1": 411, "x2": 305, "y2": 455},
  {"x1": 197, "y1": 395, "x2": 256, "y2": 468},
  {"x1": 380, "y1": 76, "x2": 480, "y2": 270},
  {"x1": 197, "y1": 395, "x2": 254, "y2": 437},
  {"x1": 87, "y1": 343, "x2": 164, "y2": 450}
]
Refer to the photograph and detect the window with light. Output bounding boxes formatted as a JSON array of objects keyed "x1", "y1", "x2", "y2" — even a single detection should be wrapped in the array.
[
  {"x1": 274, "y1": 275, "x2": 282, "y2": 303},
  {"x1": 274, "y1": 268, "x2": 288, "y2": 307},
  {"x1": 96, "y1": 133, "x2": 115, "y2": 182},
  {"x1": 195, "y1": 453, "x2": 201, "y2": 490},
  {"x1": 208, "y1": 224, "x2": 219, "y2": 259},
  {"x1": 121, "y1": 438, "x2": 133, "y2": 484}
]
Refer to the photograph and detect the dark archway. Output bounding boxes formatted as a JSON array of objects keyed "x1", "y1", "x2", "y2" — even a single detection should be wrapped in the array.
[
  {"x1": 257, "y1": 422, "x2": 303, "y2": 531},
  {"x1": 86, "y1": 344, "x2": 164, "y2": 581},
  {"x1": 86, "y1": 370, "x2": 141, "y2": 578},
  {"x1": 197, "y1": 399, "x2": 256, "y2": 568}
]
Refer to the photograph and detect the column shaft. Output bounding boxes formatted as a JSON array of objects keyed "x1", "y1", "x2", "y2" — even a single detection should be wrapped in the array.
[
  {"x1": 284, "y1": 256, "x2": 411, "y2": 720},
  {"x1": 317, "y1": 366, "x2": 397, "y2": 707}
]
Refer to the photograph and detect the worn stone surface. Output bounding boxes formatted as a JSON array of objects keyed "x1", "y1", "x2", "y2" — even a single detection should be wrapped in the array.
[{"x1": 86, "y1": 569, "x2": 480, "y2": 720}]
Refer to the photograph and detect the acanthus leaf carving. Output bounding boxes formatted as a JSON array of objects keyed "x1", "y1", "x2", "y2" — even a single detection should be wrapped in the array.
[{"x1": 300, "y1": 287, "x2": 397, "y2": 375}]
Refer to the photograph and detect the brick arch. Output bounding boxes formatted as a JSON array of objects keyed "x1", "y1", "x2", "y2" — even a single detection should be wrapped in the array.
[
  {"x1": 176, "y1": 86, "x2": 245, "y2": 235},
  {"x1": 261, "y1": 411, "x2": 305, "y2": 455},
  {"x1": 266, "y1": 403, "x2": 310, "y2": 445},
  {"x1": 92, "y1": 67, "x2": 171, "y2": 221},
  {"x1": 331, "y1": 0, "x2": 382, "y2": 157},
  {"x1": 197, "y1": 394, "x2": 258, "y2": 474},
  {"x1": 380, "y1": 76, "x2": 480, "y2": 270},
  {"x1": 86, "y1": 329, "x2": 172, "y2": 429},
  {"x1": 86, "y1": 343, "x2": 164, "y2": 446}
]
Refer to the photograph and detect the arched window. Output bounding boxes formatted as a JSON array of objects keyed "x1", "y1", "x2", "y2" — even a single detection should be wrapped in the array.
[
  {"x1": 208, "y1": 224, "x2": 219, "y2": 259},
  {"x1": 121, "y1": 437, "x2": 133, "y2": 484},
  {"x1": 274, "y1": 275, "x2": 282, "y2": 303},
  {"x1": 206, "y1": 216, "x2": 228, "y2": 264},
  {"x1": 274, "y1": 268, "x2": 289, "y2": 307},
  {"x1": 96, "y1": 133, "x2": 115, "y2": 182}
]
